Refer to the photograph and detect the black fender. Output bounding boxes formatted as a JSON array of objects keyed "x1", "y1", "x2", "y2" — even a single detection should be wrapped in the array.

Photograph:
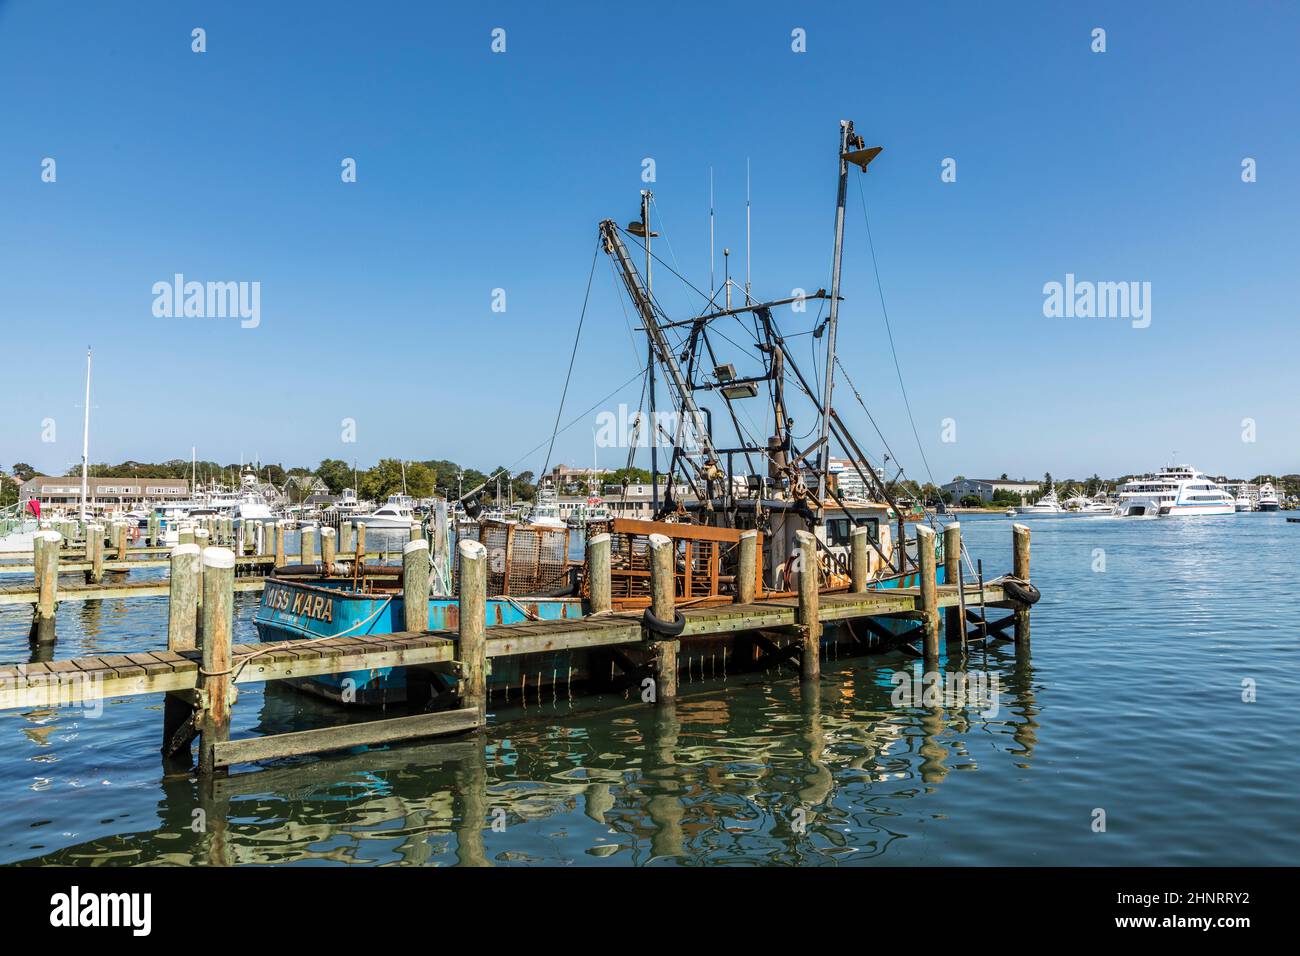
[
  {"x1": 1003, "y1": 578, "x2": 1041, "y2": 606},
  {"x1": 642, "y1": 606, "x2": 687, "y2": 638}
]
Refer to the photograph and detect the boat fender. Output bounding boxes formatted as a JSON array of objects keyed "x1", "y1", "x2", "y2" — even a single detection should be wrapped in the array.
[
  {"x1": 1003, "y1": 578, "x2": 1041, "y2": 606},
  {"x1": 641, "y1": 606, "x2": 686, "y2": 638}
]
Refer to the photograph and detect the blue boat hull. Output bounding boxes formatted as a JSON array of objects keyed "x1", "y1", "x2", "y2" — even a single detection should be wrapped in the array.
[{"x1": 254, "y1": 578, "x2": 583, "y2": 704}]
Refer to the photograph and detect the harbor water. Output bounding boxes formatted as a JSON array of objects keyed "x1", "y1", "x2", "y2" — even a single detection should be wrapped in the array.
[{"x1": 1, "y1": 516, "x2": 1296, "y2": 866}]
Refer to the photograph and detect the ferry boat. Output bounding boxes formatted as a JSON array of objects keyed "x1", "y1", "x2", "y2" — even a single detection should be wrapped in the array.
[
  {"x1": 1114, "y1": 465, "x2": 1235, "y2": 517},
  {"x1": 1257, "y1": 482, "x2": 1280, "y2": 512}
]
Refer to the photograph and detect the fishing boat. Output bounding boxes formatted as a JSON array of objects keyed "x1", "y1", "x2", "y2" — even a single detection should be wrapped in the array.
[
  {"x1": 255, "y1": 119, "x2": 1013, "y2": 705},
  {"x1": 523, "y1": 481, "x2": 566, "y2": 529}
]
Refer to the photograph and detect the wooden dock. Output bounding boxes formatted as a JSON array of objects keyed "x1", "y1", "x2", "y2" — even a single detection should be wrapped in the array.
[
  {"x1": 0, "y1": 523, "x2": 1034, "y2": 776},
  {"x1": 0, "y1": 585, "x2": 1007, "y2": 706}
]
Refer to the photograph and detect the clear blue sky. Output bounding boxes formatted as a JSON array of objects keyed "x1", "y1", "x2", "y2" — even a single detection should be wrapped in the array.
[{"x1": 2, "y1": 0, "x2": 1296, "y2": 484}]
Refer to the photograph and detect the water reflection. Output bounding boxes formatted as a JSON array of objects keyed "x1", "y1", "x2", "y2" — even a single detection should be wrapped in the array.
[{"x1": 13, "y1": 641, "x2": 1040, "y2": 866}]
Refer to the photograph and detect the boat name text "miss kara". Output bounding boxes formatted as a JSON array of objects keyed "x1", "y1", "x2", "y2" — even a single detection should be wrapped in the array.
[{"x1": 264, "y1": 584, "x2": 335, "y2": 623}]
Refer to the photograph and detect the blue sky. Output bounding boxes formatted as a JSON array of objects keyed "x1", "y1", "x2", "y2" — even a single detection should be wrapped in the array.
[{"x1": 2, "y1": 0, "x2": 1296, "y2": 484}]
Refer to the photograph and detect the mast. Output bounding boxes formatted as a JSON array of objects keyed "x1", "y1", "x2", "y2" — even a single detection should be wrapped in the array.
[
  {"x1": 80, "y1": 348, "x2": 91, "y2": 520},
  {"x1": 644, "y1": 191, "x2": 659, "y2": 512},
  {"x1": 815, "y1": 119, "x2": 881, "y2": 514},
  {"x1": 814, "y1": 121, "x2": 853, "y2": 515}
]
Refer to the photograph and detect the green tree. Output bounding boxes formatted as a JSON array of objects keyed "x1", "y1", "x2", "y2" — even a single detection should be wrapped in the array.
[
  {"x1": 12, "y1": 463, "x2": 36, "y2": 481},
  {"x1": 316, "y1": 459, "x2": 352, "y2": 495}
]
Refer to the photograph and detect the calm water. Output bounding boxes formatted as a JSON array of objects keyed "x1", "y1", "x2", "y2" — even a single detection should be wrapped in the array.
[{"x1": 1, "y1": 516, "x2": 1296, "y2": 866}]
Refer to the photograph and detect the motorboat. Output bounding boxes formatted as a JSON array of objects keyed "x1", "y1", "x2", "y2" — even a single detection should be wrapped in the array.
[
  {"x1": 1234, "y1": 492, "x2": 1254, "y2": 512},
  {"x1": 1012, "y1": 488, "x2": 1063, "y2": 516},
  {"x1": 523, "y1": 483, "x2": 567, "y2": 529},
  {"x1": 1061, "y1": 492, "x2": 1115, "y2": 516},
  {"x1": 1114, "y1": 465, "x2": 1235, "y2": 517},
  {"x1": 1257, "y1": 482, "x2": 1280, "y2": 512},
  {"x1": 352, "y1": 495, "x2": 417, "y2": 529}
]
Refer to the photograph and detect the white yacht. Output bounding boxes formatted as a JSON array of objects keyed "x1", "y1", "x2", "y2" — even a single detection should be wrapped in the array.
[
  {"x1": 352, "y1": 494, "x2": 417, "y2": 529},
  {"x1": 1257, "y1": 482, "x2": 1280, "y2": 512},
  {"x1": 1114, "y1": 465, "x2": 1235, "y2": 517},
  {"x1": 1062, "y1": 492, "x2": 1115, "y2": 516},
  {"x1": 1234, "y1": 492, "x2": 1254, "y2": 512},
  {"x1": 1012, "y1": 488, "x2": 1064, "y2": 516}
]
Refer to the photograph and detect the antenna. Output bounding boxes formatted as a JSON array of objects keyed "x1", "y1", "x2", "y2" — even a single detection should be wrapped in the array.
[
  {"x1": 746, "y1": 157, "x2": 751, "y2": 302},
  {"x1": 709, "y1": 167, "x2": 715, "y2": 298}
]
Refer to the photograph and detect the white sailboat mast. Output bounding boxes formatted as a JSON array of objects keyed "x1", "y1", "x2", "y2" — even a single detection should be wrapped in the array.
[{"x1": 80, "y1": 348, "x2": 91, "y2": 519}]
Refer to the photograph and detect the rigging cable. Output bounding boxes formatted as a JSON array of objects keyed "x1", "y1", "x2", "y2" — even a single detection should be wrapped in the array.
[
  {"x1": 856, "y1": 175, "x2": 937, "y2": 493},
  {"x1": 540, "y1": 239, "x2": 601, "y2": 481}
]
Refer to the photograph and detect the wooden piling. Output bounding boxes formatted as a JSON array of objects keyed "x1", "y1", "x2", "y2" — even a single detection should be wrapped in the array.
[
  {"x1": 179, "y1": 526, "x2": 194, "y2": 547},
  {"x1": 736, "y1": 529, "x2": 757, "y2": 604},
  {"x1": 338, "y1": 521, "x2": 353, "y2": 554},
  {"x1": 943, "y1": 523, "x2": 962, "y2": 643},
  {"x1": 197, "y1": 548, "x2": 235, "y2": 775},
  {"x1": 147, "y1": 513, "x2": 159, "y2": 547},
  {"x1": 917, "y1": 524, "x2": 939, "y2": 662},
  {"x1": 458, "y1": 539, "x2": 487, "y2": 719},
  {"x1": 301, "y1": 525, "x2": 316, "y2": 566},
  {"x1": 850, "y1": 525, "x2": 869, "y2": 593},
  {"x1": 587, "y1": 532, "x2": 611, "y2": 614},
  {"x1": 648, "y1": 533, "x2": 678, "y2": 702},
  {"x1": 30, "y1": 530, "x2": 60, "y2": 644},
  {"x1": 86, "y1": 524, "x2": 104, "y2": 585},
  {"x1": 355, "y1": 523, "x2": 366, "y2": 564},
  {"x1": 402, "y1": 539, "x2": 430, "y2": 633},
  {"x1": 274, "y1": 520, "x2": 286, "y2": 567},
  {"x1": 321, "y1": 527, "x2": 337, "y2": 571},
  {"x1": 115, "y1": 522, "x2": 128, "y2": 561},
  {"x1": 167, "y1": 544, "x2": 200, "y2": 652},
  {"x1": 410, "y1": 519, "x2": 423, "y2": 543},
  {"x1": 794, "y1": 530, "x2": 820, "y2": 682},
  {"x1": 1013, "y1": 523, "x2": 1031, "y2": 648}
]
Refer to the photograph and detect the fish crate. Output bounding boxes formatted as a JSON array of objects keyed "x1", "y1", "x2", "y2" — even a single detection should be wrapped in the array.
[
  {"x1": 460, "y1": 520, "x2": 574, "y2": 597},
  {"x1": 583, "y1": 518, "x2": 761, "y2": 609}
]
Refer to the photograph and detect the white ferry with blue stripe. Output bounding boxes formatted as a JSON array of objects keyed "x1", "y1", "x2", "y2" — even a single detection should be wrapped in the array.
[{"x1": 1115, "y1": 465, "x2": 1235, "y2": 517}]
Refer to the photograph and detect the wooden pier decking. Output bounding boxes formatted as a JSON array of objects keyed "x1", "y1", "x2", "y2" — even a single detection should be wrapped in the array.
[{"x1": 0, "y1": 584, "x2": 1007, "y2": 712}]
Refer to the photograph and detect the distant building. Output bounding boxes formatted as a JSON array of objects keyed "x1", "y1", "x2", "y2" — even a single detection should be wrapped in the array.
[
  {"x1": 941, "y1": 477, "x2": 1041, "y2": 503},
  {"x1": 549, "y1": 464, "x2": 613, "y2": 494},
  {"x1": 601, "y1": 482, "x2": 694, "y2": 520},
  {"x1": 828, "y1": 458, "x2": 884, "y2": 500},
  {"x1": 19, "y1": 475, "x2": 190, "y2": 513}
]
